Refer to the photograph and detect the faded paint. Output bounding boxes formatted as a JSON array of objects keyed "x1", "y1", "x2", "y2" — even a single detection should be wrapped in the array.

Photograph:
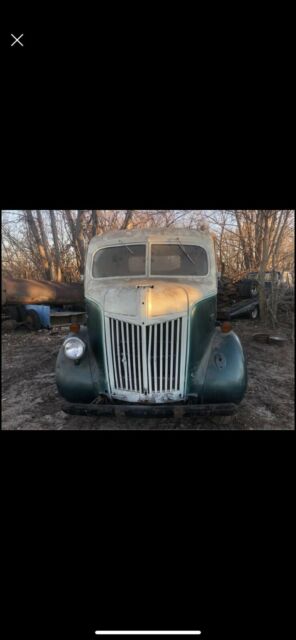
[
  {"x1": 85, "y1": 228, "x2": 217, "y2": 321},
  {"x1": 87, "y1": 280, "x2": 216, "y2": 320}
]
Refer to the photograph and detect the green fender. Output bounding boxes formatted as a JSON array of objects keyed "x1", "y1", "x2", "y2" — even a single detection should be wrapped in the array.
[
  {"x1": 186, "y1": 297, "x2": 247, "y2": 404},
  {"x1": 200, "y1": 329, "x2": 247, "y2": 404},
  {"x1": 55, "y1": 302, "x2": 109, "y2": 403}
]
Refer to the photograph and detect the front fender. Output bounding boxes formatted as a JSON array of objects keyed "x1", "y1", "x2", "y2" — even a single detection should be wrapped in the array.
[
  {"x1": 55, "y1": 326, "x2": 107, "y2": 403},
  {"x1": 201, "y1": 329, "x2": 247, "y2": 404}
]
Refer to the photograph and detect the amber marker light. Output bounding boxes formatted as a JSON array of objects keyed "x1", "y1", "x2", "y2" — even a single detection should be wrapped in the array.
[
  {"x1": 221, "y1": 321, "x2": 232, "y2": 333},
  {"x1": 70, "y1": 323, "x2": 80, "y2": 333}
]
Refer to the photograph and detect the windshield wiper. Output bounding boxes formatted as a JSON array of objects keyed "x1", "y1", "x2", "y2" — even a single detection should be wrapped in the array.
[
  {"x1": 124, "y1": 245, "x2": 134, "y2": 255},
  {"x1": 177, "y1": 240, "x2": 196, "y2": 266}
]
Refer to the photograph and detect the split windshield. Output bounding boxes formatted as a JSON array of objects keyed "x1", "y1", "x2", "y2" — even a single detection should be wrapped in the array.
[{"x1": 92, "y1": 243, "x2": 208, "y2": 278}]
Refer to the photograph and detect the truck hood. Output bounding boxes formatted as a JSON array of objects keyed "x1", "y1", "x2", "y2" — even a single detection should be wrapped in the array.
[{"x1": 86, "y1": 279, "x2": 216, "y2": 319}]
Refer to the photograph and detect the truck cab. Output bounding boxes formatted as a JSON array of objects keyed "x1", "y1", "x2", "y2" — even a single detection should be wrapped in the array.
[{"x1": 56, "y1": 229, "x2": 247, "y2": 416}]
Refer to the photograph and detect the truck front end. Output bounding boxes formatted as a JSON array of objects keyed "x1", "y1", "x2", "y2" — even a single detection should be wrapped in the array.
[{"x1": 56, "y1": 229, "x2": 247, "y2": 418}]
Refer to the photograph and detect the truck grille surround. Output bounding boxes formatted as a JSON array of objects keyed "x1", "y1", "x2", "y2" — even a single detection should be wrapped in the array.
[{"x1": 105, "y1": 315, "x2": 188, "y2": 402}]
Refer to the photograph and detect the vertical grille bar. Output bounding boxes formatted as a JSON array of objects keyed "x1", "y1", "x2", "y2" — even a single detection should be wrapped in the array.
[
  {"x1": 137, "y1": 325, "x2": 142, "y2": 393},
  {"x1": 147, "y1": 324, "x2": 152, "y2": 394},
  {"x1": 115, "y1": 319, "x2": 123, "y2": 388},
  {"x1": 141, "y1": 323, "x2": 148, "y2": 395},
  {"x1": 175, "y1": 317, "x2": 180, "y2": 390},
  {"x1": 153, "y1": 324, "x2": 158, "y2": 392},
  {"x1": 170, "y1": 319, "x2": 175, "y2": 392},
  {"x1": 159, "y1": 322, "x2": 163, "y2": 393},
  {"x1": 120, "y1": 320, "x2": 128, "y2": 388},
  {"x1": 126, "y1": 323, "x2": 132, "y2": 390},
  {"x1": 179, "y1": 317, "x2": 187, "y2": 394},
  {"x1": 131, "y1": 323, "x2": 137, "y2": 391},
  {"x1": 110, "y1": 319, "x2": 119, "y2": 389},
  {"x1": 165, "y1": 320, "x2": 169, "y2": 390}
]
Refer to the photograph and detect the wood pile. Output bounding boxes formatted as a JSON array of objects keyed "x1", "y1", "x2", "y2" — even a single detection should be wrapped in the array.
[{"x1": 217, "y1": 277, "x2": 239, "y2": 308}]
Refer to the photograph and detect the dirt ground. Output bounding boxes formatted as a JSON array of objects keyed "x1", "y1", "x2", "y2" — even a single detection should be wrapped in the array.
[{"x1": 1, "y1": 316, "x2": 294, "y2": 430}]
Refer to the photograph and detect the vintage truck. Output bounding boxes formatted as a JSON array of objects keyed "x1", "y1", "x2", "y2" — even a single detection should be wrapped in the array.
[{"x1": 56, "y1": 229, "x2": 247, "y2": 419}]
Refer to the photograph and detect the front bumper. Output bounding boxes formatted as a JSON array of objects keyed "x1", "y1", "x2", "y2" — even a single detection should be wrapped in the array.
[{"x1": 62, "y1": 401, "x2": 238, "y2": 418}]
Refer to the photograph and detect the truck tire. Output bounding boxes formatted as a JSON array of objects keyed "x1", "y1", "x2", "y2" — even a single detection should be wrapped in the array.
[{"x1": 25, "y1": 309, "x2": 42, "y2": 331}]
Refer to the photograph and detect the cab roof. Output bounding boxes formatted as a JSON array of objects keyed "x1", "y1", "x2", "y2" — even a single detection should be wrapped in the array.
[{"x1": 87, "y1": 227, "x2": 214, "y2": 252}]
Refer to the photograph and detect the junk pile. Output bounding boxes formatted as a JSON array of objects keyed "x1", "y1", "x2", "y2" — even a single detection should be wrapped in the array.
[{"x1": 217, "y1": 277, "x2": 240, "y2": 307}]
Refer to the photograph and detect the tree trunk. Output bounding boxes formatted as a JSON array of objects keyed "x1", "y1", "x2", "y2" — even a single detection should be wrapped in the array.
[
  {"x1": 255, "y1": 211, "x2": 263, "y2": 267},
  {"x1": 25, "y1": 210, "x2": 51, "y2": 280},
  {"x1": 257, "y1": 212, "x2": 269, "y2": 322},
  {"x1": 76, "y1": 210, "x2": 86, "y2": 275},
  {"x1": 121, "y1": 210, "x2": 133, "y2": 229},
  {"x1": 36, "y1": 210, "x2": 54, "y2": 280},
  {"x1": 235, "y1": 211, "x2": 251, "y2": 271},
  {"x1": 49, "y1": 210, "x2": 62, "y2": 282},
  {"x1": 64, "y1": 210, "x2": 84, "y2": 275},
  {"x1": 92, "y1": 210, "x2": 102, "y2": 237}
]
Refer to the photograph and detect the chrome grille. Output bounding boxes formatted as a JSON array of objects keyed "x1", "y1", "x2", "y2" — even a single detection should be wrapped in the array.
[{"x1": 105, "y1": 316, "x2": 187, "y2": 399}]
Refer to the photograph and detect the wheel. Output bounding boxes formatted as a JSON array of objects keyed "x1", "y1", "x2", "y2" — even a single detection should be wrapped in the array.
[
  {"x1": 25, "y1": 309, "x2": 42, "y2": 331},
  {"x1": 250, "y1": 306, "x2": 259, "y2": 320}
]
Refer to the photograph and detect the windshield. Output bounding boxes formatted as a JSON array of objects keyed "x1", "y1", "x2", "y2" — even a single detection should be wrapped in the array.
[
  {"x1": 92, "y1": 245, "x2": 146, "y2": 278},
  {"x1": 151, "y1": 244, "x2": 208, "y2": 276}
]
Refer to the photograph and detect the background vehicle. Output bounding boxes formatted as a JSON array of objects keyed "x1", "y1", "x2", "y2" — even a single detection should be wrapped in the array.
[{"x1": 1, "y1": 274, "x2": 84, "y2": 330}]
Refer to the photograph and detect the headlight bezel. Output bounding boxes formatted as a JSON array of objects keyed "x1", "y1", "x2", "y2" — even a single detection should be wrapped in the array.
[{"x1": 63, "y1": 336, "x2": 86, "y2": 361}]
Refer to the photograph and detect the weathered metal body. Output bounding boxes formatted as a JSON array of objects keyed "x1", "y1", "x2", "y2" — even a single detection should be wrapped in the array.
[{"x1": 56, "y1": 229, "x2": 247, "y2": 415}]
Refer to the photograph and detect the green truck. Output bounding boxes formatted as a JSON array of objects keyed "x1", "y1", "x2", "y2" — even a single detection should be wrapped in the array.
[{"x1": 56, "y1": 229, "x2": 247, "y2": 418}]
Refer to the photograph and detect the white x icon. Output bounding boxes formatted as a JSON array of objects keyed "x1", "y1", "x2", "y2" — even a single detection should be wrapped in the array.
[{"x1": 11, "y1": 33, "x2": 24, "y2": 47}]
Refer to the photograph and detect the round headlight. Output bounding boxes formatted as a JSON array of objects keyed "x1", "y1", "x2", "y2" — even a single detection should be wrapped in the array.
[{"x1": 64, "y1": 337, "x2": 85, "y2": 360}]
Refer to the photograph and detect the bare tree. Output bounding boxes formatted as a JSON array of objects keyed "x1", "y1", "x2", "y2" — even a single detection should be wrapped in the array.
[
  {"x1": 2, "y1": 211, "x2": 294, "y2": 299},
  {"x1": 121, "y1": 210, "x2": 133, "y2": 229},
  {"x1": 75, "y1": 210, "x2": 87, "y2": 274},
  {"x1": 25, "y1": 210, "x2": 51, "y2": 280},
  {"x1": 36, "y1": 210, "x2": 55, "y2": 279},
  {"x1": 255, "y1": 211, "x2": 292, "y2": 322},
  {"x1": 49, "y1": 210, "x2": 62, "y2": 282},
  {"x1": 92, "y1": 210, "x2": 102, "y2": 237},
  {"x1": 64, "y1": 210, "x2": 84, "y2": 275}
]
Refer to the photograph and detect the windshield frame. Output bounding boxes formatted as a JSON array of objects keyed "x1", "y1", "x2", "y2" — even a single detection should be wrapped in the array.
[{"x1": 90, "y1": 241, "x2": 210, "y2": 280}]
